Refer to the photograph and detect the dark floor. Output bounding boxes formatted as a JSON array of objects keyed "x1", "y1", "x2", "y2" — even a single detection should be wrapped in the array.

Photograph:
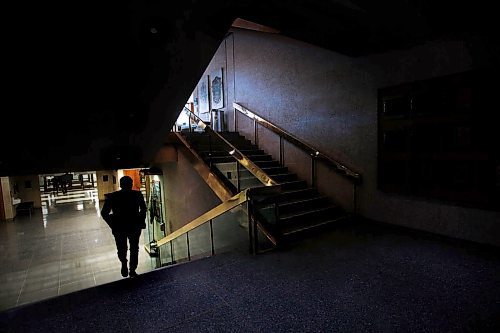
[{"x1": 1, "y1": 219, "x2": 499, "y2": 333}]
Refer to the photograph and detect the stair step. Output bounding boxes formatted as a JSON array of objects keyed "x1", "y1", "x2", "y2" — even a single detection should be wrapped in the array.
[
  {"x1": 279, "y1": 180, "x2": 308, "y2": 191},
  {"x1": 280, "y1": 214, "x2": 350, "y2": 236},
  {"x1": 207, "y1": 154, "x2": 273, "y2": 164},
  {"x1": 272, "y1": 173, "x2": 298, "y2": 183},
  {"x1": 199, "y1": 149, "x2": 266, "y2": 158},
  {"x1": 219, "y1": 132, "x2": 244, "y2": 139},
  {"x1": 254, "y1": 160, "x2": 282, "y2": 168},
  {"x1": 279, "y1": 205, "x2": 342, "y2": 225},
  {"x1": 277, "y1": 196, "x2": 330, "y2": 215},
  {"x1": 185, "y1": 132, "x2": 251, "y2": 145},
  {"x1": 184, "y1": 134, "x2": 254, "y2": 147},
  {"x1": 249, "y1": 154, "x2": 273, "y2": 162},
  {"x1": 192, "y1": 143, "x2": 257, "y2": 151},
  {"x1": 240, "y1": 149, "x2": 265, "y2": 155},
  {"x1": 260, "y1": 166, "x2": 288, "y2": 175},
  {"x1": 274, "y1": 188, "x2": 320, "y2": 203}
]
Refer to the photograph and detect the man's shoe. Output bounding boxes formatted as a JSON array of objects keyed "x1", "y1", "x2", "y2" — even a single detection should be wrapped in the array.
[
  {"x1": 129, "y1": 270, "x2": 139, "y2": 278},
  {"x1": 121, "y1": 263, "x2": 128, "y2": 277}
]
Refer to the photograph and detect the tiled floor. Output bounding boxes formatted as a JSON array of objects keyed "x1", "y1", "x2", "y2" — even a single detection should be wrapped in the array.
[{"x1": 0, "y1": 200, "x2": 156, "y2": 311}]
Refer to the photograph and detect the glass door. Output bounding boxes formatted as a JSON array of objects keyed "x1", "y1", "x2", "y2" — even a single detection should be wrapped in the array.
[{"x1": 141, "y1": 169, "x2": 166, "y2": 262}]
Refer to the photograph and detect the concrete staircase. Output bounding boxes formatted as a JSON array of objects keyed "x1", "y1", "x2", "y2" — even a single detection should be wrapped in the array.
[{"x1": 182, "y1": 131, "x2": 351, "y2": 243}]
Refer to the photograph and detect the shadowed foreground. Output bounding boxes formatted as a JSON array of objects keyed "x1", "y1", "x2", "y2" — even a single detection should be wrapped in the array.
[{"x1": 1, "y1": 219, "x2": 499, "y2": 332}]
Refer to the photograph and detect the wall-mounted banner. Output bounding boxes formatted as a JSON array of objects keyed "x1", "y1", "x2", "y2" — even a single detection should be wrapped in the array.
[
  {"x1": 198, "y1": 76, "x2": 210, "y2": 113},
  {"x1": 210, "y1": 68, "x2": 224, "y2": 109}
]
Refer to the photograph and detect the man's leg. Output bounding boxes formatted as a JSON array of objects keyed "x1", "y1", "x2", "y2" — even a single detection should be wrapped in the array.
[
  {"x1": 128, "y1": 229, "x2": 142, "y2": 277},
  {"x1": 113, "y1": 231, "x2": 129, "y2": 277}
]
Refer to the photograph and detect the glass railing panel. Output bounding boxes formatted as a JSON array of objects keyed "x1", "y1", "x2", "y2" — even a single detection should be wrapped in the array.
[
  {"x1": 255, "y1": 223, "x2": 276, "y2": 252},
  {"x1": 159, "y1": 241, "x2": 173, "y2": 267},
  {"x1": 214, "y1": 161, "x2": 266, "y2": 192},
  {"x1": 172, "y1": 233, "x2": 189, "y2": 264},
  {"x1": 254, "y1": 203, "x2": 278, "y2": 225},
  {"x1": 187, "y1": 222, "x2": 213, "y2": 260},
  {"x1": 212, "y1": 202, "x2": 249, "y2": 255},
  {"x1": 153, "y1": 201, "x2": 250, "y2": 267},
  {"x1": 250, "y1": 186, "x2": 282, "y2": 226}
]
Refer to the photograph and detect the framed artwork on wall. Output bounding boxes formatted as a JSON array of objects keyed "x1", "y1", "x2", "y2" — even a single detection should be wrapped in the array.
[
  {"x1": 210, "y1": 68, "x2": 224, "y2": 109},
  {"x1": 198, "y1": 76, "x2": 210, "y2": 113}
]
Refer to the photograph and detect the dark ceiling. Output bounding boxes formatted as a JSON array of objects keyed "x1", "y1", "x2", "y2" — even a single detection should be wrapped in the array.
[{"x1": 2, "y1": 0, "x2": 498, "y2": 176}]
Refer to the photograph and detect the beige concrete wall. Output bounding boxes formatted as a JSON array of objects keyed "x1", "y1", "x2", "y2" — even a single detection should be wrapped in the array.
[
  {"x1": 96, "y1": 170, "x2": 119, "y2": 200},
  {"x1": 160, "y1": 146, "x2": 222, "y2": 233},
  {"x1": 1, "y1": 177, "x2": 15, "y2": 220},
  {"x1": 199, "y1": 28, "x2": 500, "y2": 246},
  {"x1": 12, "y1": 175, "x2": 42, "y2": 208}
]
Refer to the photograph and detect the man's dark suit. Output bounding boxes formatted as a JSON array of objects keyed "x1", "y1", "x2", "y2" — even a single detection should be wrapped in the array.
[{"x1": 101, "y1": 189, "x2": 147, "y2": 273}]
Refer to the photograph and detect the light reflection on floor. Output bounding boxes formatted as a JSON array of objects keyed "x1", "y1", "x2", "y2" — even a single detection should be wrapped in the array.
[{"x1": 0, "y1": 200, "x2": 156, "y2": 312}]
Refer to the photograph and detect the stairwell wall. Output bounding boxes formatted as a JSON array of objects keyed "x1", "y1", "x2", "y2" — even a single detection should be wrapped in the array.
[
  {"x1": 161, "y1": 146, "x2": 222, "y2": 233},
  {"x1": 196, "y1": 28, "x2": 500, "y2": 246}
]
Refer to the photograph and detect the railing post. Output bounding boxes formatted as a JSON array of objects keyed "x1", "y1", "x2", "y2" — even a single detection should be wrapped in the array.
[
  {"x1": 248, "y1": 201, "x2": 254, "y2": 254},
  {"x1": 353, "y1": 184, "x2": 357, "y2": 216},
  {"x1": 254, "y1": 118, "x2": 258, "y2": 146},
  {"x1": 234, "y1": 106, "x2": 237, "y2": 132},
  {"x1": 188, "y1": 113, "x2": 192, "y2": 133},
  {"x1": 210, "y1": 219, "x2": 215, "y2": 255},
  {"x1": 311, "y1": 154, "x2": 317, "y2": 188},
  {"x1": 170, "y1": 241, "x2": 174, "y2": 264},
  {"x1": 253, "y1": 208, "x2": 259, "y2": 254},
  {"x1": 274, "y1": 202, "x2": 279, "y2": 224},
  {"x1": 279, "y1": 136, "x2": 284, "y2": 166},
  {"x1": 208, "y1": 134, "x2": 213, "y2": 168},
  {"x1": 236, "y1": 162, "x2": 241, "y2": 192},
  {"x1": 186, "y1": 232, "x2": 191, "y2": 261}
]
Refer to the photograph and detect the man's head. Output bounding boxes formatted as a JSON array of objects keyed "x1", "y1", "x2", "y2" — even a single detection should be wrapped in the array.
[{"x1": 119, "y1": 176, "x2": 133, "y2": 190}]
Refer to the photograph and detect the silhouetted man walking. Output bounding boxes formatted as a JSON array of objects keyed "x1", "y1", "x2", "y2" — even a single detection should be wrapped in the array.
[{"x1": 101, "y1": 176, "x2": 146, "y2": 278}]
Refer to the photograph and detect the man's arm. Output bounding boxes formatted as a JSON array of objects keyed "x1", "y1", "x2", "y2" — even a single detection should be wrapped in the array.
[
  {"x1": 100, "y1": 195, "x2": 113, "y2": 227},
  {"x1": 137, "y1": 192, "x2": 147, "y2": 228}
]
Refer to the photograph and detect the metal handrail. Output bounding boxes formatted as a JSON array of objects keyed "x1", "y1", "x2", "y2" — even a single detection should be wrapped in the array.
[
  {"x1": 182, "y1": 108, "x2": 278, "y2": 187},
  {"x1": 233, "y1": 103, "x2": 362, "y2": 184}
]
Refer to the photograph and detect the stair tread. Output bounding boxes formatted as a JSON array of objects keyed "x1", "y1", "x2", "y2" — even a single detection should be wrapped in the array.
[
  {"x1": 279, "y1": 205, "x2": 339, "y2": 220},
  {"x1": 255, "y1": 160, "x2": 281, "y2": 165},
  {"x1": 280, "y1": 187, "x2": 315, "y2": 194},
  {"x1": 261, "y1": 166, "x2": 287, "y2": 170},
  {"x1": 271, "y1": 173, "x2": 296, "y2": 177},
  {"x1": 279, "y1": 180, "x2": 308, "y2": 189},
  {"x1": 278, "y1": 195, "x2": 328, "y2": 208},
  {"x1": 280, "y1": 214, "x2": 350, "y2": 236},
  {"x1": 281, "y1": 180, "x2": 305, "y2": 183}
]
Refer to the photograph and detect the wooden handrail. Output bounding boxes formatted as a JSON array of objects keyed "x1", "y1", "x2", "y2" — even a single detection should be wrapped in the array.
[
  {"x1": 154, "y1": 186, "x2": 279, "y2": 251},
  {"x1": 233, "y1": 103, "x2": 362, "y2": 184},
  {"x1": 156, "y1": 190, "x2": 249, "y2": 247}
]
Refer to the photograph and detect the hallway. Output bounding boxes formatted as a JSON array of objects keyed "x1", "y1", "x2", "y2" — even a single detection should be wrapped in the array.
[{"x1": 0, "y1": 200, "x2": 156, "y2": 311}]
